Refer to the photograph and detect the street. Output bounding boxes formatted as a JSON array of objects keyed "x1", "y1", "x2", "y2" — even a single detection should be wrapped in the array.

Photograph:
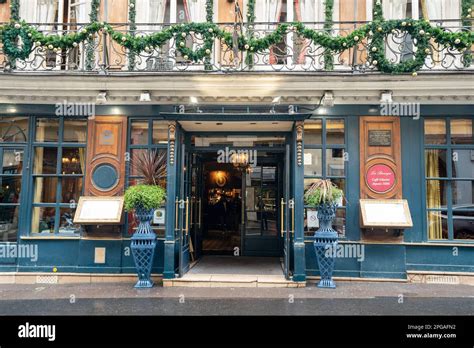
[{"x1": 0, "y1": 281, "x2": 472, "y2": 315}]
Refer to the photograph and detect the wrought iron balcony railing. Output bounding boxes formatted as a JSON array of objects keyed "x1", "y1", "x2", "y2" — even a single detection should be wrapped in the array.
[{"x1": 0, "y1": 21, "x2": 472, "y2": 74}]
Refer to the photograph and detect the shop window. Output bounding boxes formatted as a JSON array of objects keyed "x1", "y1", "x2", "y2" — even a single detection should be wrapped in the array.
[
  {"x1": 424, "y1": 118, "x2": 474, "y2": 241},
  {"x1": 30, "y1": 117, "x2": 87, "y2": 235},
  {"x1": 0, "y1": 117, "x2": 29, "y2": 242},
  {"x1": 127, "y1": 119, "x2": 168, "y2": 236},
  {"x1": 303, "y1": 118, "x2": 346, "y2": 237}
]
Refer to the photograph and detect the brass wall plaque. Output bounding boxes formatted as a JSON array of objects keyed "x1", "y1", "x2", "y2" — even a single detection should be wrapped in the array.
[{"x1": 368, "y1": 130, "x2": 392, "y2": 146}]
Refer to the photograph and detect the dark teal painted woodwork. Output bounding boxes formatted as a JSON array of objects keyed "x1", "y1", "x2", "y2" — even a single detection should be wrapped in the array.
[
  {"x1": 360, "y1": 245, "x2": 406, "y2": 279},
  {"x1": 401, "y1": 118, "x2": 424, "y2": 243},
  {"x1": 406, "y1": 245, "x2": 474, "y2": 272}
]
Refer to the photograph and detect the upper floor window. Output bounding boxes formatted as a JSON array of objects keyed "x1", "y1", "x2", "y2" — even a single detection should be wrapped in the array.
[
  {"x1": 20, "y1": 0, "x2": 92, "y2": 28},
  {"x1": 424, "y1": 118, "x2": 473, "y2": 241}
]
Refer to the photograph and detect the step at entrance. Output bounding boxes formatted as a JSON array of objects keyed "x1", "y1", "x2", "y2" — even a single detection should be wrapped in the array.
[{"x1": 163, "y1": 256, "x2": 305, "y2": 288}]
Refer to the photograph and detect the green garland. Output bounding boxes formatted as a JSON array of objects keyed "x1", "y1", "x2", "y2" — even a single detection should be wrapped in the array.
[
  {"x1": 247, "y1": 0, "x2": 256, "y2": 24},
  {"x1": 324, "y1": 0, "x2": 334, "y2": 70},
  {"x1": 246, "y1": 0, "x2": 256, "y2": 67},
  {"x1": 373, "y1": 0, "x2": 383, "y2": 21},
  {"x1": 204, "y1": 0, "x2": 213, "y2": 70},
  {"x1": 206, "y1": 0, "x2": 213, "y2": 23},
  {"x1": 1, "y1": 18, "x2": 472, "y2": 74},
  {"x1": 128, "y1": 0, "x2": 137, "y2": 70},
  {"x1": 10, "y1": 0, "x2": 20, "y2": 22},
  {"x1": 86, "y1": 0, "x2": 100, "y2": 70},
  {"x1": 462, "y1": 0, "x2": 473, "y2": 66},
  {"x1": 1, "y1": 23, "x2": 32, "y2": 60}
]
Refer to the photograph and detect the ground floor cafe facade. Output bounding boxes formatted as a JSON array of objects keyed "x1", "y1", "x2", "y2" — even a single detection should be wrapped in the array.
[{"x1": 0, "y1": 103, "x2": 472, "y2": 286}]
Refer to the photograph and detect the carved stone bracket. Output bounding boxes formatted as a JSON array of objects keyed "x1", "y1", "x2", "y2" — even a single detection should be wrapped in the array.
[
  {"x1": 168, "y1": 122, "x2": 176, "y2": 166},
  {"x1": 296, "y1": 121, "x2": 304, "y2": 166}
]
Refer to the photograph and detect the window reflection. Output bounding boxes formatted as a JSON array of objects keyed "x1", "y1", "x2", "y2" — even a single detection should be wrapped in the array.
[
  {"x1": 0, "y1": 206, "x2": 20, "y2": 242},
  {"x1": 0, "y1": 117, "x2": 28, "y2": 143},
  {"x1": 35, "y1": 118, "x2": 59, "y2": 142}
]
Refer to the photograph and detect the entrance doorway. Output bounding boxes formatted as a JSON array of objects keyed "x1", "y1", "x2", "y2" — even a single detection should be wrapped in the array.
[
  {"x1": 175, "y1": 129, "x2": 294, "y2": 280},
  {"x1": 191, "y1": 151, "x2": 283, "y2": 257}
]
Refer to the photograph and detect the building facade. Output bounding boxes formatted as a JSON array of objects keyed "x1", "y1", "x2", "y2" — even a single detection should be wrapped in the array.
[{"x1": 0, "y1": 0, "x2": 472, "y2": 284}]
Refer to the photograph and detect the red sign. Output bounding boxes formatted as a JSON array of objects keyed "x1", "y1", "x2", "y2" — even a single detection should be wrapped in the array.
[{"x1": 366, "y1": 164, "x2": 395, "y2": 193}]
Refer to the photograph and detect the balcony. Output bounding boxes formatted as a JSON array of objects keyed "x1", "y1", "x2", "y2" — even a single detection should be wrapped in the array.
[{"x1": 0, "y1": 20, "x2": 472, "y2": 74}]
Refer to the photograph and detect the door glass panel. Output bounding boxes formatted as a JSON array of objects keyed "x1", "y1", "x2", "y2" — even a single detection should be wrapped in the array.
[
  {"x1": 326, "y1": 119, "x2": 345, "y2": 144},
  {"x1": 304, "y1": 149, "x2": 322, "y2": 176},
  {"x1": 326, "y1": 149, "x2": 345, "y2": 176},
  {"x1": 260, "y1": 185, "x2": 277, "y2": 236}
]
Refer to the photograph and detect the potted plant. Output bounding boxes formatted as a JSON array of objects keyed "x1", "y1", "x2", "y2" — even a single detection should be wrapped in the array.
[
  {"x1": 124, "y1": 150, "x2": 166, "y2": 288},
  {"x1": 304, "y1": 179, "x2": 343, "y2": 289}
]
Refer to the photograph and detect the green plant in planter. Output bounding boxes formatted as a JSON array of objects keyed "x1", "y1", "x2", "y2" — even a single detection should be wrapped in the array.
[
  {"x1": 304, "y1": 179, "x2": 343, "y2": 207},
  {"x1": 124, "y1": 184, "x2": 166, "y2": 212},
  {"x1": 125, "y1": 149, "x2": 167, "y2": 289},
  {"x1": 124, "y1": 149, "x2": 167, "y2": 211}
]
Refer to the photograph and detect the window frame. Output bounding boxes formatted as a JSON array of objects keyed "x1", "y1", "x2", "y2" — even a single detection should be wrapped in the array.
[
  {"x1": 126, "y1": 118, "x2": 169, "y2": 237},
  {"x1": 303, "y1": 116, "x2": 347, "y2": 238},
  {"x1": 423, "y1": 116, "x2": 474, "y2": 242},
  {"x1": 0, "y1": 117, "x2": 32, "y2": 242},
  {"x1": 28, "y1": 116, "x2": 87, "y2": 236}
]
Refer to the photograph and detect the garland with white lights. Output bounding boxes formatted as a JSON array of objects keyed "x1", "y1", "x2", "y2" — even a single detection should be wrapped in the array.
[{"x1": 0, "y1": 0, "x2": 472, "y2": 74}]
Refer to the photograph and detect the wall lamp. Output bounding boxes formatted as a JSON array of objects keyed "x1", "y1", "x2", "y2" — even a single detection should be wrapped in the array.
[
  {"x1": 96, "y1": 91, "x2": 107, "y2": 104},
  {"x1": 140, "y1": 91, "x2": 151, "y2": 102}
]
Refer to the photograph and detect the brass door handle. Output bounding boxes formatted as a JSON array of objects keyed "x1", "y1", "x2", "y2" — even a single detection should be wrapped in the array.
[
  {"x1": 190, "y1": 197, "x2": 194, "y2": 227},
  {"x1": 184, "y1": 197, "x2": 189, "y2": 236},
  {"x1": 280, "y1": 198, "x2": 286, "y2": 237},
  {"x1": 198, "y1": 198, "x2": 202, "y2": 228},
  {"x1": 175, "y1": 197, "x2": 179, "y2": 231},
  {"x1": 289, "y1": 198, "x2": 295, "y2": 235}
]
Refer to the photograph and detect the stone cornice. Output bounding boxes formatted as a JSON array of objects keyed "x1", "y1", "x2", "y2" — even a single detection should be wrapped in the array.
[{"x1": 0, "y1": 72, "x2": 473, "y2": 105}]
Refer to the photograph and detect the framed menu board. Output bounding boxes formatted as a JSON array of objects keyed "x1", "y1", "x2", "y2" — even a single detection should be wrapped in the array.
[
  {"x1": 360, "y1": 199, "x2": 413, "y2": 228},
  {"x1": 73, "y1": 196, "x2": 124, "y2": 224}
]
